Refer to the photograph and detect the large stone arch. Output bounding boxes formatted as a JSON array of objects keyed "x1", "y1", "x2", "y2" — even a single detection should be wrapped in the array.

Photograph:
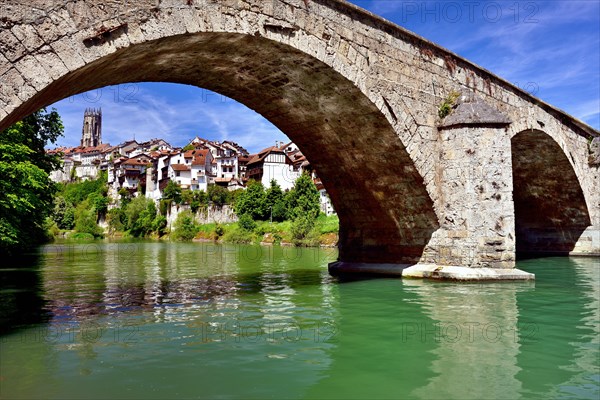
[
  {"x1": 0, "y1": 12, "x2": 440, "y2": 264},
  {"x1": 511, "y1": 129, "x2": 592, "y2": 255},
  {"x1": 2, "y1": 0, "x2": 598, "y2": 276}
]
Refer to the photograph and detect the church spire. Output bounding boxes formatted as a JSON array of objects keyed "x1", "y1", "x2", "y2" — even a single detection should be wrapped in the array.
[{"x1": 81, "y1": 108, "x2": 102, "y2": 147}]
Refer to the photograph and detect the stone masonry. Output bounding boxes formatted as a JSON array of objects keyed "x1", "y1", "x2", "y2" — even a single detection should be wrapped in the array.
[{"x1": 1, "y1": 0, "x2": 599, "y2": 279}]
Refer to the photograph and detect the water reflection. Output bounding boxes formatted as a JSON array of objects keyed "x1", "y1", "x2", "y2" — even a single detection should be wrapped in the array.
[
  {"x1": 516, "y1": 257, "x2": 600, "y2": 399},
  {"x1": 0, "y1": 253, "x2": 48, "y2": 334},
  {"x1": 403, "y1": 279, "x2": 534, "y2": 399},
  {"x1": 1, "y1": 241, "x2": 340, "y2": 399},
  {"x1": 1, "y1": 243, "x2": 598, "y2": 399}
]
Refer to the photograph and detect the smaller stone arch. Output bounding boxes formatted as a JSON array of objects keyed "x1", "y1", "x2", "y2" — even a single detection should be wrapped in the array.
[{"x1": 511, "y1": 129, "x2": 591, "y2": 255}]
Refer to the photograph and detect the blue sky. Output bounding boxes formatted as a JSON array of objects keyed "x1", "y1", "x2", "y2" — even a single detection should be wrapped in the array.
[{"x1": 49, "y1": 0, "x2": 599, "y2": 152}]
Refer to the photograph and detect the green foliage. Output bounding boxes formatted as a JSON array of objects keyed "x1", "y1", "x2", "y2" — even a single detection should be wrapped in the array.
[
  {"x1": 190, "y1": 190, "x2": 208, "y2": 213},
  {"x1": 235, "y1": 180, "x2": 266, "y2": 220},
  {"x1": 70, "y1": 232, "x2": 95, "y2": 240},
  {"x1": 163, "y1": 180, "x2": 182, "y2": 204},
  {"x1": 152, "y1": 215, "x2": 168, "y2": 236},
  {"x1": 438, "y1": 91, "x2": 460, "y2": 119},
  {"x1": 317, "y1": 214, "x2": 340, "y2": 234},
  {"x1": 0, "y1": 108, "x2": 63, "y2": 253},
  {"x1": 74, "y1": 200, "x2": 103, "y2": 238},
  {"x1": 207, "y1": 184, "x2": 230, "y2": 207},
  {"x1": 238, "y1": 213, "x2": 257, "y2": 231},
  {"x1": 265, "y1": 179, "x2": 288, "y2": 222},
  {"x1": 106, "y1": 207, "x2": 126, "y2": 234},
  {"x1": 88, "y1": 191, "x2": 108, "y2": 216},
  {"x1": 180, "y1": 189, "x2": 208, "y2": 213},
  {"x1": 290, "y1": 214, "x2": 320, "y2": 246},
  {"x1": 159, "y1": 199, "x2": 171, "y2": 216},
  {"x1": 52, "y1": 196, "x2": 75, "y2": 230},
  {"x1": 44, "y1": 217, "x2": 60, "y2": 240},
  {"x1": 182, "y1": 144, "x2": 195, "y2": 151},
  {"x1": 286, "y1": 173, "x2": 320, "y2": 220},
  {"x1": 222, "y1": 225, "x2": 255, "y2": 244},
  {"x1": 118, "y1": 187, "x2": 132, "y2": 207},
  {"x1": 60, "y1": 171, "x2": 107, "y2": 205},
  {"x1": 171, "y1": 210, "x2": 199, "y2": 241},
  {"x1": 214, "y1": 223, "x2": 225, "y2": 237},
  {"x1": 124, "y1": 196, "x2": 163, "y2": 237}
]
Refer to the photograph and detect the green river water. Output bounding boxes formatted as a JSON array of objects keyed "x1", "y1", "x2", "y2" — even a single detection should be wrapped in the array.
[{"x1": 0, "y1": 240, "x2": 598, "y2": 399}]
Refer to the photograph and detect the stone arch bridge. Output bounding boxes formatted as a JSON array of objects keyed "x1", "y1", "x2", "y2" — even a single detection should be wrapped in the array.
[{"x1": 1, "y1": 0, "x2": 599, "y2": 280}]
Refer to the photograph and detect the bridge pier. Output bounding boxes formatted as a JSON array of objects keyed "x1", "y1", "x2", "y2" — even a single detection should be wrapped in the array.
[{"x1": 330, "y1": 95, "x2": 535, "y2": 281}]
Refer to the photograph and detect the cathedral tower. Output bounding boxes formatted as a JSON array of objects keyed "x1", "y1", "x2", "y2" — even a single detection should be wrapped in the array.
[{"x1": 81, "y1": 108, "x2": 102, "y2": 147}]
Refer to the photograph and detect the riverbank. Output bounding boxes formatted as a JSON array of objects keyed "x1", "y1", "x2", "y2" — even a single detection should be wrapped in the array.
[
  {"x1": 192, "y1": 214, "x2": 339, "y2": 247},
  {"x1": 50, "y1": 214, "x2": 340, "y2": 248}
]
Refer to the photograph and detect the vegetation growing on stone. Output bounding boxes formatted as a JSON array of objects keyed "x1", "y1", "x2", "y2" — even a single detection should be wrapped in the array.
[{"x1": 438, "y1": 91, "x2": 461, "y2": 119}]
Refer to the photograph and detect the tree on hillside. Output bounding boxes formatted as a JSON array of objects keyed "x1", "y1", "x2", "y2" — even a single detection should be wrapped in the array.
[{"x1": 0, "y1": 108, "x2": 63, "y2": 253}]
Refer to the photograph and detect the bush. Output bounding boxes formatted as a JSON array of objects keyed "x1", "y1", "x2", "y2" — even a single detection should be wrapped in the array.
[
  {"x1": 44, "y1": 217, "x2": 60, "y2": 240},
  {"x1": 171, "y1": 210, "x2": 199, "y2": 241},
  {"x1": 70, "y1": 232, "x2": 95, "y2": 241},
  {"x1": 222, "y1": 226, "x2": 255, "y2": 244},
  {"x1": 238, "y1": 214, "x2": 256, "y2": 232},
  {"x1": 152, "y1": 215, "x2": 168, "y2": 236},
  {"x1": 159, "y1": 199, "x2": 171, "y2": 216},
  {"x1": 290, "y1": 214, "x2": 320, "y2": 246},
  {"x1": 214, "y1": 223, "x2": 225, "y2": 237}
]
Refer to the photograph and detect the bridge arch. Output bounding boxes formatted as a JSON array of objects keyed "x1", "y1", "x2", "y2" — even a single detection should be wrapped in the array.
[
  {"x1": 1, "y1": 28, "x2": 439, "y2": 264},
  {"x1": 511, "y1": 128, "x2": 591, "y2": 255},
  {"x1": 3, "y1": 0, "x2": 598, "y2": 274}
]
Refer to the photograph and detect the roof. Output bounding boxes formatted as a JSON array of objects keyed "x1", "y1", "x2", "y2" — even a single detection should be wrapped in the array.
[
  {"x1": 122, "y1": 157, "x2": 149, "y2": 166},
  {"x1": 279, "y1": 141, "x2": 293, "y2": 150},
  {"x1": 439, "y1": 94, "x2": 511, "y2": 129},
  {"x1": 192, "y1": 149, "x2": 210, "y2": 166},
  {"x1": 171, "y1": 164, "x2": 191, "y2": 171},
  {"x1": 247, "y1": 146, "x2": 287, "y2": 165},
  {"x1": 214, "y1": 177, "x2": 232, "y2": 183}
]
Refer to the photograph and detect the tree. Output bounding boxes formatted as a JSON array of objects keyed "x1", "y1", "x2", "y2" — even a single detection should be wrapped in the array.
[
  {"x1": 106, "y1": 207, "x2": 127, "y2": 234},
  {"x1": 286, "y1": 172, "x2": 320, "y2": 220},
  {"x1": 182, "y1": 144, "x2": 195, "y2": 151},
  {"x1": 190, "y1": 190, "x2": 207, "y2": 213},
  {"x1": 234, "y1": 180, "x2": 266, "y2": 220},
  {"x1": 207, "y1": 184, "x2": 230, "y2": 207},
  {"x1": 52, "y1": 196, "x2": 75, "y2": 230},
  {"x1": 265, "y1": 179, "x2": 287, "y2": 222},
  {"x1": 123, "y1": 196, "x2": 164, "y2": 237},
  {"x1": 163, "y1": 180, "x2": 182, "y2": 204},
  {"x1": 74, "y1": 199, "x2": 104, "y2": 238},
  {"x1": 0, "y1": 108, "x2": 63, "y2": 253}
]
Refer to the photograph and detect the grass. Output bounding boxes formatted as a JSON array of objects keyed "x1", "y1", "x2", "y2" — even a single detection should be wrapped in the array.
[{"x1": 193, "y1": 214, "x2": 339, "y2": 247}]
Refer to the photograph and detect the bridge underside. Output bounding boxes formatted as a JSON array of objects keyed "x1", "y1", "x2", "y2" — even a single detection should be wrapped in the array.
[{"x1": 512, "y1": 130, "x2": 594, "y2": 256}]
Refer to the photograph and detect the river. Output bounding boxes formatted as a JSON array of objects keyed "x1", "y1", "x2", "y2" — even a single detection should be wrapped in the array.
[{"x1": 0, "y1": 240, "x2": 598, "y2": 399}]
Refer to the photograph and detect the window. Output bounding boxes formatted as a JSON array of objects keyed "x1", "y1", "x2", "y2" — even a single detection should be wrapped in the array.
[{"x1": 176, "y1": 171, "x2": 180, "y2": 177}]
